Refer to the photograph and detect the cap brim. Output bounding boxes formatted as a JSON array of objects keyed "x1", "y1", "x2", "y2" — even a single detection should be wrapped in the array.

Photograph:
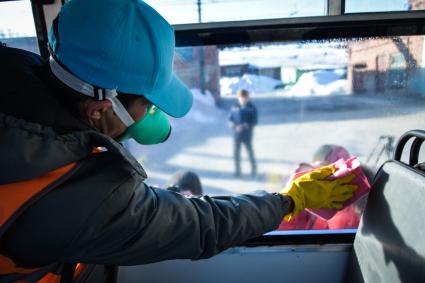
[{"x1": 144, "y1": 73, "x2": 193, "y2": 118}]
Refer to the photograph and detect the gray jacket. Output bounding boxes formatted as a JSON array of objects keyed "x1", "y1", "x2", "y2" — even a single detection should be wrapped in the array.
[{"x1": 0, "y1": 46, "x2": 290, "y2": 268}]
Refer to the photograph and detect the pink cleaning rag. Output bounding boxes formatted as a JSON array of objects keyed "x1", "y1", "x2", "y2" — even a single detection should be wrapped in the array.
[{"x1": 289, "y1": 157, "x2": 371, "y2": 220}]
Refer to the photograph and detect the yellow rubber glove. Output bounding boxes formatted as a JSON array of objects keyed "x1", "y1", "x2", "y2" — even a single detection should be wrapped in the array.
[{"x1": 280, "y1": 164, "x2": 357, "y2": 221}]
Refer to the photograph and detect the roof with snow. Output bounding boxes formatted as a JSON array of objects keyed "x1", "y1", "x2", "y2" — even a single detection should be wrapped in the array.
[{"x1": 219, "y1": 44, "x2": 347, "y2": 69}]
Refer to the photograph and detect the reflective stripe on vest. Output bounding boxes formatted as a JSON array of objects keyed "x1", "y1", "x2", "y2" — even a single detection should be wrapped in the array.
[{"x1": 0, "y1": 163, "x2": 84, "y2": 283}]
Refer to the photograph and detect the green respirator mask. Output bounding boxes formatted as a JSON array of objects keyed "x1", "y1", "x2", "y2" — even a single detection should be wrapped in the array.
[{"x1": 117, "y1": 105, "x2": 171, "y2": 145}]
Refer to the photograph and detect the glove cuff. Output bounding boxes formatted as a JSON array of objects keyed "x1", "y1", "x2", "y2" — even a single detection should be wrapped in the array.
[{"x1": 280, "y1": 184, "x2": 305, "y2": 221}]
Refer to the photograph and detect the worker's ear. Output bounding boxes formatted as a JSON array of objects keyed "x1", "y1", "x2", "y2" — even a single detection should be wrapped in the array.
[{"x1": 85, "y1": 99, "x2": 113, "y2": 120}]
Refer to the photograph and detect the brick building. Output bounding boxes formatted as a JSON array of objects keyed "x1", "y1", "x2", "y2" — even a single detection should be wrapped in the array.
[
  {"x1": 336, "y1": 0, "x2": 425, "y2": 96},
  {"x1": 408, "y1": 0, "x2": 425, "y2": 9},
  {"x1": 347, "y1": 36, "x2": 425, "y2": 96},
  {"x1": 173, "y1": 46, "x2": 221, "y2": 103}
]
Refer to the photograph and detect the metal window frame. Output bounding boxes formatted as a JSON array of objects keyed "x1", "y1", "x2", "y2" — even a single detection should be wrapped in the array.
[
  {"x1": 174, "y1": 11, "x2": 425, "y2": 47},
  {"x1": 31, "y1": 3, "x2": 49, "y2": 58},
  {"x1": 241, "y1": 230, "x2": 356, "y2": 246}
]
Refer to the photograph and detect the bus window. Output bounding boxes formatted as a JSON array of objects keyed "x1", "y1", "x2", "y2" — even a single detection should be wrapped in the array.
[
  {"x1": 124, "y1": 35, "x2": 425, "y2": 234},
  {"x1": 144, "y1": 0, "x2": 327, "y2": 25},
  {"x1": 0, "y1": 0, "x2": 39, "y2": 54},
  {"x1": 346, "y1": 0, "x2": 425, "y2": 13}
]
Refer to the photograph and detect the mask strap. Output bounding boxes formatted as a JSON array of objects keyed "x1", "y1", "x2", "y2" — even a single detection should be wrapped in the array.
[
  {"x1": 49, "y1": 56, "x2": 135, "y2": 127},
  {"x1": 105, "y1": 93, "x2": 135, "y2": 127},
  {"x1": 49, "y1": 56, "x2": 94, "y2": 96}
]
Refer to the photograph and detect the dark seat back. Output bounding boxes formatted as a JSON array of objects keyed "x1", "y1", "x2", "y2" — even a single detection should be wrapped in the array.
[{"x1": 346, "y1": 130, "x2": 425, "y2": 283}]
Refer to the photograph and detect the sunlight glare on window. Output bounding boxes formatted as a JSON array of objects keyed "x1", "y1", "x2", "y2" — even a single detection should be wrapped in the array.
[{"x1": 144, "y1": 0, "x2": 327, "y2": 25}]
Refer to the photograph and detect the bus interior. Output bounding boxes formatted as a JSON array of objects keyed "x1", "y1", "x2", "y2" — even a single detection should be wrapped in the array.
[{"x1": 1, "y1": 0, "x2": 425, "y2": 282}]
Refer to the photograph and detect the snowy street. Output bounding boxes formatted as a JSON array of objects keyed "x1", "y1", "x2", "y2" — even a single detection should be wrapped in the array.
[{"x1": 125, "y1": 93, "x2": 425, "y2": 196}]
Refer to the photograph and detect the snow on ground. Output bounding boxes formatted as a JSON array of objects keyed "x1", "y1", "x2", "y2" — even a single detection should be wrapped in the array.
[
  {"x1": 286, "y1": 70, "x2": 349, "y2": 97},
  {"x1": 220, "y1": 69, "x2": 349, "y2": 97},
  {"x1": 180, "y1": 89, "x2": 219, "y2": 123},
  {"x1": 171, "y1": 89, "x2": 225, "y2": 134}
]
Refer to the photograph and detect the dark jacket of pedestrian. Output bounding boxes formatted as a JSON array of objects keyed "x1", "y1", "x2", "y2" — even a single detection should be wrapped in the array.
[{"x1": 228, "y1": 101, "x2": 258, "y2": 140}]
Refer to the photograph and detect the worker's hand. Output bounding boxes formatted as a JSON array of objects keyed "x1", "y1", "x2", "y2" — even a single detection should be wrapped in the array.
[
  {"x1": 280, "y1": 164, "x2": 357, "y2": 221},
  {"x1": 235, "y1": 125, "x2": 243, "y2": 133}
]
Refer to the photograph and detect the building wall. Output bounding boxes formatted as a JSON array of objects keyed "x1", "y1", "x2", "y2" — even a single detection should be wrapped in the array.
[
  {"x1": 409, "y1": 0, "x2": 425, "y2": 9},
  {"x1": 347, "y1": 36, "x2": 424, "y2": 95},
  {"x1": 220, "y1": 64, "x2": 252, "y2": 77},
  {"x1": 174, "y1": 46, "x2": 221, "y2": 102}
]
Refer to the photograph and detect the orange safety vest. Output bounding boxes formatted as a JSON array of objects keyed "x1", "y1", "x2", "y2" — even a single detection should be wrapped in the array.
[{"x1": 0, "y1": 162, "x2": 89, "y2": 283}]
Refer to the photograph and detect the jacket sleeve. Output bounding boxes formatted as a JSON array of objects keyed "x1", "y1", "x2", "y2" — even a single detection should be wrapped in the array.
[{"x1": 69, "y1": 182, "x2": 290, "y2": 265}]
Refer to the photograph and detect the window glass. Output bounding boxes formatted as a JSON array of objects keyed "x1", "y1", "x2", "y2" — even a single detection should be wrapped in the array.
[
  {"x1": 345, "y1": 0, "x2": 424, "y2": 13},
  {"x1": 0, "y1": 0, "x2": 39, "y2": 54},
  {"x1": 125, "y1": 35, "x2": 425, "y2": 232},
  {"x1": 144, "y1": 0, "x2": 327, "y2": 25}
]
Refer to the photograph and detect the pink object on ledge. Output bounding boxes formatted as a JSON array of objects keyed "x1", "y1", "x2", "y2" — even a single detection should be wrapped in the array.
[{"x1": 289, "y1": 157, "x2": 371, "y2": 220}]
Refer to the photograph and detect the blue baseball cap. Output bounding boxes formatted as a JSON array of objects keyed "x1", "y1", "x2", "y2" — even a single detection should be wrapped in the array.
[{"x1": 48, "y1": 0, "x2": 192, "y2": 118}]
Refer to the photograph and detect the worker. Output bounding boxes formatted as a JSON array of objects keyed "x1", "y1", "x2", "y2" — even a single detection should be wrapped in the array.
[{"x1": 0, "y1": 0, "x2": 357, "y2": 282}]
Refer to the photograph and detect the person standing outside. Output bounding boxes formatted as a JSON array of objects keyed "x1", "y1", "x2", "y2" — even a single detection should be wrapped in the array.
[{"x1": 228, "y1": 89, "x2": 258, "y2": 177}]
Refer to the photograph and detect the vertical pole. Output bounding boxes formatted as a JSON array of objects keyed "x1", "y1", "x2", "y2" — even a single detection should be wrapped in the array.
[
  {"x1": 197, "y1": 0, "x2": 206, "y2": 95},
  {"x1": 31, "y1": 3, "x2": 49, "y2": 58},
  {"x1": 197, "y1": 0, "x2": 202, "y2": 22},
  {"x1": 327, "y1": 0, "x2": 344, "y2": 16},
  {"x1": 31, "y1": 0, "x2": 63, "y2": 59}
]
